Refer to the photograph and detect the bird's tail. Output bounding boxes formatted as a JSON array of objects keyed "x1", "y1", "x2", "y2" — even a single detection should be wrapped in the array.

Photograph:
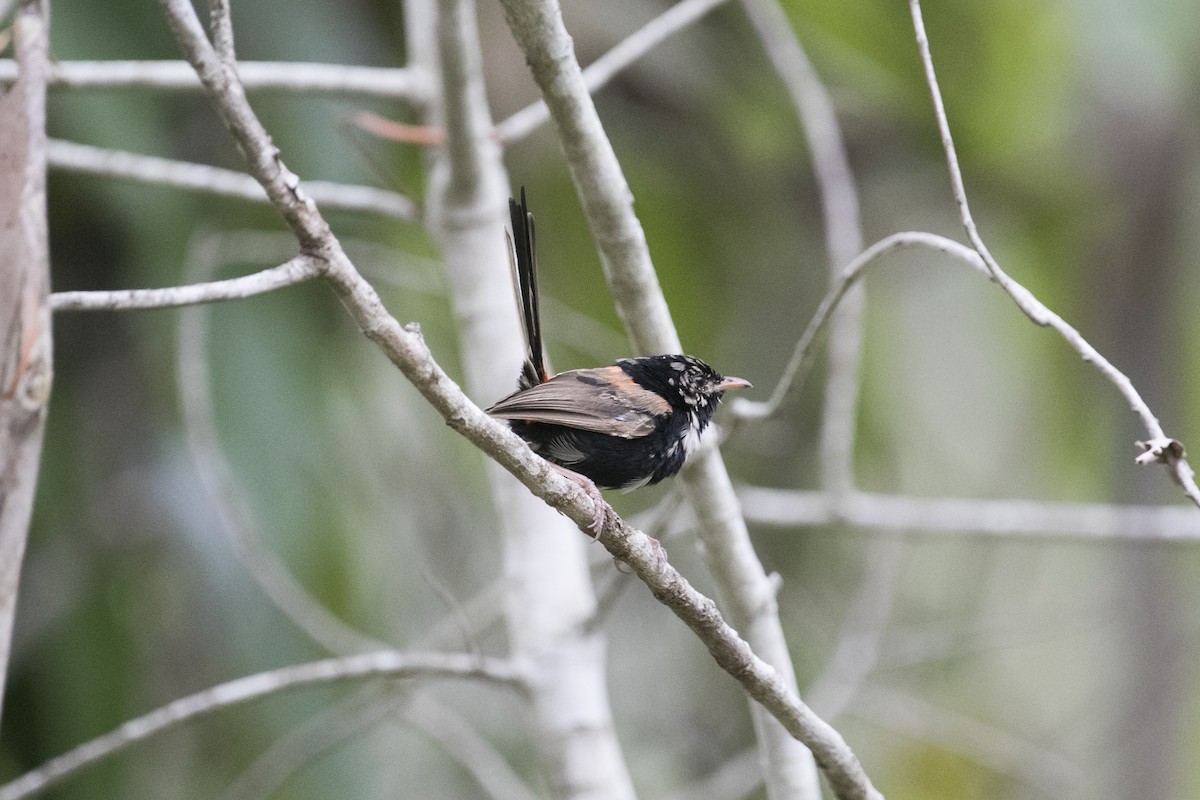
[{"x1": 508, "y1": 187, "x2": 548, "y2": 388}]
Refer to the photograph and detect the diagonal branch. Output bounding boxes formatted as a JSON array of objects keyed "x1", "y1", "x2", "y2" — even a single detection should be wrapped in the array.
[
  {"x1": 494, "y1": 0, "x2": 732, "y2": 143},
  {"x1": 0, "y1": 651, "x2": 528, "y2": 800},
  {"x1": 496, "y1": 0, "x2": 826, "y2": 796},
  {"x1": 0, "y1": 0, "x2": 51, "y2": 730},
  {"x1": 151, "y1": 0, "x2": 881, "y2": 797}
]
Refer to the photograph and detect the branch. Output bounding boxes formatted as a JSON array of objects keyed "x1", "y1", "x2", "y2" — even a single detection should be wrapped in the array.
[
  {"x1": 738, "y1": 487, "x2": 1200, "y2": 540},
  {"x1": 0, "y1": 0, "x2": 51, "y2": 728},
  {"x1": 47, "y1": 140, "x2": 418, "y2": 220},
  {"x1": 908, "y1": 0, "x2": 1200, "y2": 507},
  {"x1": 0, "y1": 651, "x2": 528, "y2": 800},
  {"x1": 494, "y1": 0, "x2": 732, "y2": 143},
  {"x1": 49, "y1": 254, "x2": 320, "y2": 312},
  {"x1": 150, "y1": 2, "x2": 880, "y2": 797},
  {"x1": 497, "y1": 1, "x2": 826, "y2": 796},
  {"x1": 732, "y1": 231, "x2": 983, "y2": 420},
  {"x1": 426, "y1": 0, "x2": 637, "y2": 794},
  {"x1": 0, "y1": 59, "x2": 433, "y2": 101}
]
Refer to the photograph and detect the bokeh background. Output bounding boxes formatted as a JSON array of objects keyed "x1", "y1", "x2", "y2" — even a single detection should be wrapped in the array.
[{"x1": 3, "y1": 0, "x2": 1200, "y2": 798}]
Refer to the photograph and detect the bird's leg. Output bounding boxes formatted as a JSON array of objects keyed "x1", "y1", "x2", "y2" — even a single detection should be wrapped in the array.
[{"x1": 548, "y1": 463, "x2": 610, "y2": 538}]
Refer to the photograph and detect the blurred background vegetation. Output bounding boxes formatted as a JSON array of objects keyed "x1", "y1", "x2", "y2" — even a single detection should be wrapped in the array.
[{"x1": 3, "y1": 0, "x2": 1200, "y2": 798}]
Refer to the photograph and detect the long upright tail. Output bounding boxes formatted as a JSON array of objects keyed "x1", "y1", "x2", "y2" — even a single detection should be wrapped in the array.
[{"x1": 509, "y1": 187, "x2": 548, "y2": 388}]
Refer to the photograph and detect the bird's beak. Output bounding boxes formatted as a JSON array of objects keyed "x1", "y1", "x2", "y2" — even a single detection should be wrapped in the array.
[{"x1": 717, "y1": 376, "x2": 752, "y2": 391}]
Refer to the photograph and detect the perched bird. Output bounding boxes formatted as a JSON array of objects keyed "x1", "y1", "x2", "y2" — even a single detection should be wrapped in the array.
[{"x1": 486, "y1": 189, "x2": 751, "y2": 532}]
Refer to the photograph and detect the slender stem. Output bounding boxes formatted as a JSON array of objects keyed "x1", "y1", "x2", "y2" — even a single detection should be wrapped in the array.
[
  {"x1": 0, "y1": 652, "x2": 528, "y2": 800},
  {"x1": 733, "y1": 231, "x2": 982, "y2": 420},
  {"x1": 50, "y1": 254, "x2": 320, "y2": 312},
  {"x1": 495, "y1": 0, "x2": 732, "y2": 143},
  {"x1": 738, "y1": 486, "x2": 1200, "y2": 540},
  {"x1": 0, "y1": 59, "x2": 432, "y2": 100},
  {"x1": 908, "y1": 0, "x2": 1200, "y2": 507}
]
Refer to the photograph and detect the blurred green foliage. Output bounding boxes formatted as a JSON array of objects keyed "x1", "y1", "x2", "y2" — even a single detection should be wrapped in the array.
[{"x1": 4, "y1": 0, "x2": 1200, "y2": 798}]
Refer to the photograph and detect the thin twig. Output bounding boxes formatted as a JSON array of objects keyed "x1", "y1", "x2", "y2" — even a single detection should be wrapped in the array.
[
  {"x1": 494, "y1": 0, "x2": 732, "y2": 143},
  {"x1": 908, "y1": 0, "x2": 1200, "y2": 507},
  {"x1": 47, "y1": 140, "x2": 418, "y2": 220},
  {"x1": 732, "y1": 231, "x2": 982, "y2": 420},
  {"x1": 0, "y1": 59, "x2": 433, "y2": 100},
  {"x1": 49, "y1": 254, "x2": 321, "y2": 312},
  {"x1": 0, "y1": 651, "x2": 528, "y2": 800}
]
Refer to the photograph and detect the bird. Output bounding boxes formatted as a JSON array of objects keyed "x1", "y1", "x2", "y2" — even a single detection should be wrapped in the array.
[{"x1": 486, "y1": 188, "x2": 751, "y2": 533}]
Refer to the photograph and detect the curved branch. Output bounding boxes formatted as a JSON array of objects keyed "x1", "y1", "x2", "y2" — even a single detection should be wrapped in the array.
[
  {"x1": 733, "y1": 231, "x2": 979, "y2": 420},
  {"x1": 0, "y1": 652, "x2": 528, "y2": 800},
  {"x1": 908, "y1": 0, "x2": 1200, "y2": 507}
]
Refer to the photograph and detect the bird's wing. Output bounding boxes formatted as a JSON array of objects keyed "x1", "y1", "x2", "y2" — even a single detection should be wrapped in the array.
[{"x1": 486, "y1": 366, "x2": 669, "y2": 439}]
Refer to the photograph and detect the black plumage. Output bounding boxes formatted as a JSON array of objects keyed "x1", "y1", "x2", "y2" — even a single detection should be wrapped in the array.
[{"x1": 486, "y1": 189, "x2": 750, "y2": 508}]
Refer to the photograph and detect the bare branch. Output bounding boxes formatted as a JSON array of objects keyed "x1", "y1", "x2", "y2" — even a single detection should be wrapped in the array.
[
  {"x1": 48, "y1": 140, "x2": 418, "y2": 220},
  {"x1": 0, "y1": 651, "x2": 528, "y2": 800},
  {"x1": 0, "y1": 59, "x2": 432, "y2": 101},
  {"x1": 208, "y1": 0, "x2": 235, "y2": 65},
  {"x1": 738, "y1": 486, "x2": 1200, "y2": 540},
  {"x1": 49, "y1": 254, "x2": 321, "y2": 312},
  {"x1": 907, "y1": 0, "x2": 1200, "y2": 507},
  {"x1": 150, "y1": 1, "x2": 881, "y2": 796},
  {"x1": 427, "y1": 0, "x2": 638, "y2": 793},
  {"x1": 497, "y1": 1, "x2": 827, "y2": 796},
  {"x1": 732, "y1": 231, "x2": 982, "y2": 420},
  {"x1": 495, "y1": 0, "x2": 732, "y2": 143},
  {"x1": 0, "y1": 0, "x2": 51, "y2": 728},
  {"x1": 496, "y1": 0, "x2": 680, "y2": 355}
]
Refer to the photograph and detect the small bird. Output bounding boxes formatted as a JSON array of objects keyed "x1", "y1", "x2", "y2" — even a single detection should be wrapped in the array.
[{"x1": 486, "y1": 189, "x2": 751, "y2": 532}]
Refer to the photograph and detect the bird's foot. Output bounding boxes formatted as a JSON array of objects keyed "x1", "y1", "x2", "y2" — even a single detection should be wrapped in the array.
[{"x1": 550, "y1": 464, "x2": 611, "y2": 538}]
